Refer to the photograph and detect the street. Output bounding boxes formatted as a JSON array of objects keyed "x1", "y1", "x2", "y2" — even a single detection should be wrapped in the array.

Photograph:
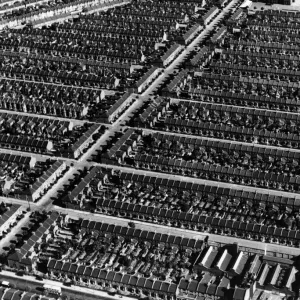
[
  {"x1": 53, "y1": 205, "x2": 300, "y2": 257},
  {"x1": 90, "y1": 162, "x2": 300, "y2": 201},
  {"x1": 139, "y1": 126, "x2": 300, "y2": 154},
  {"x1": 0, "y1": 270, "x2": 134, "y2": 300}
]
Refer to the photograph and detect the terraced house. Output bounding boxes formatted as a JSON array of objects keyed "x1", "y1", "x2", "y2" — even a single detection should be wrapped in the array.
[
  {"x1": 45, "y1": 216, "x2": 298, "y2": 300},
  {"x1": 1, "y1": 1, "x2": 300, "y2": 300}
]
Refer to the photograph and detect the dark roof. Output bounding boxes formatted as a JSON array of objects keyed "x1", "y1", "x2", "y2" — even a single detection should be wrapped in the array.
[{"x1": 233, "y1": 287, "x2": 246, "y2": 300}]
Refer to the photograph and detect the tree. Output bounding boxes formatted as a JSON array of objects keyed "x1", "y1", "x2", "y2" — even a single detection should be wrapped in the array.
[
  {"x1": 119, "y1": 256, "x2": 131, "y2": 267},
  {"x1": 282, "y1": 215, "x2": 294, "y2": 229},
  {"x1": 128, "y1": 222, "x2": 135, "y2": 228},
  {"x1": 92, "y1": 133, "x2": 101, "y2": 141},
  {"x1": 0, "y1": 253, "x2": 7, "y2": 264},
  {"x1": 180, "y1": 202, "x2": 190, "y2": 212}
]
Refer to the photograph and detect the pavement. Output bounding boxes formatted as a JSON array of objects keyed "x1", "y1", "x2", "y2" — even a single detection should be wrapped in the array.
[
  {"x1": 0, "y1": 76, "x2": 103, "y2": 91},
  {"x1": 85, "y1": 0, "x2": 131, "y2": 14},
  {"x1": 32, "y1": 0, "x2": 130, "y2": 28},
  {"x1": 0, "y1": 148, "x2": 76, "y2": 163},
  {"x1": 0, "y1": 109, "x2": 90, "y2": 126},
  {"x1": 77, "y1": 124, "x2": 116, "y2": 162},
  {"x1": 0, "y1": 149, "x2": 52, "y2": 163},
  {"x1": 172, "y1": 96, "x2": 300, "y2": 116},
  {"x1": 0, "y1": 197, "x2": 38, "y2": 209}
]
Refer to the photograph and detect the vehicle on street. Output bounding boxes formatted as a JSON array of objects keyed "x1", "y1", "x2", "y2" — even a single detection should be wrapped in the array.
[
  {"x1": 35, "y1": 275, "x2": 43, "y2": 281},
  {"x1": 1, "y1": 281, "x2": 10, "y2": 287}
]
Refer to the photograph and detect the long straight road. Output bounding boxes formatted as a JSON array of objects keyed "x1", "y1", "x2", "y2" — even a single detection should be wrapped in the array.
[
  {"x1": 112, "y1": 0, "x2": 240, "y2": 129},
  {"x1": 173, "y1": 96, "x2": 300, "y2": 116},
  {"x1": 0, "y1": 270, "x2": 133, "y2": 300},
  {"x1": 0, "y1": 108, "x2": 93, "y2": 125},
  {"x1": 133, "y1": 126, "x2": 300, "y2": 154},
  {"x1": 90, "y1": 162, "x2": 300, "y2": 201}
]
